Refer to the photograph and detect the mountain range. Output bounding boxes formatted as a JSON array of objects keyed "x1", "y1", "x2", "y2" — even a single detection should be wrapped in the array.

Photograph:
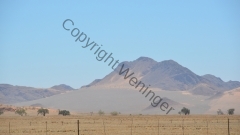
[
  {"x1": 83, "y1": 57, "x2": 240, "y2": 96},
  {"x1": 1, "y1": 57, "x2": 240, "y2": 114},
  {"x1": 0, "y1": 84, "x2": 75, "y2": 104}
]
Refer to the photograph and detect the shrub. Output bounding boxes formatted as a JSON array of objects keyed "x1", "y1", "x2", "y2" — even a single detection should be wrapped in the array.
[
  {"x1": 111, "y1": 111, "x2": 118, "y2": 116},
  {"x1": 181, "y1": 107, "x2": 190, "y2": 115},
  {"x1": 59, "y1": 110, "x2": 70, "y2": 116},
  {"x1": 15, "y1": 108, "x2": 27, "y2": 116},
  {"x1": 37, "y1": 108, "x2": 49, "y2": 116},
  {"x1": 228, "y1": 108, "x2": 235, "y2": 115},
  {"x1": 217, "y1": 109, "x2": 224, "y2": 115},
  {"x1": 98, "y1": 110, "x2": 104, "y2": 116}
]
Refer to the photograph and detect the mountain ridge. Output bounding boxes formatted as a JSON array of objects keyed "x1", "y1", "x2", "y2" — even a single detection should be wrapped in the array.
[
  {"x1": 1, "y1": 57, "x2": 239, "y2": 104},
  {"x1": 0, "y1": 84, "x2": 74, "y2": 104},
  {"x1": 84, "y1": 57, "x2": 240, "y2": 96}
]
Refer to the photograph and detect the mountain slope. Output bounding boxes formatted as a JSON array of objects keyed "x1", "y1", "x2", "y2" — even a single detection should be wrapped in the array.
[
  {"x1": 51, "y1": 84, "x2": 75, "y2": 91},
  {"x1": 0, "y1": 84, "x2": 74, "y2": 104},
  {"x1": 84, "y1": 57, "x2": 240, "y2": 95},
  {"x1": 207, "y1": 87, "x2": 240, "y2": 114},
  {"x1": 14, "y1": 87, "x2": 213, "y2": 114}
]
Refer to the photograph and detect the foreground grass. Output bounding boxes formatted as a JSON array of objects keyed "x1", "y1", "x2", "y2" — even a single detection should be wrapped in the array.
[{"x1": 0, "y1": 115, "x2": 240, "y2": 135}]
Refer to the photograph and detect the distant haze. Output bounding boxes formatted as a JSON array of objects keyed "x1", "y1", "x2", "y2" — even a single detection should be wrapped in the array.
[{"x1": 4, "y1": 57, "x2": 239, "y2": 115}]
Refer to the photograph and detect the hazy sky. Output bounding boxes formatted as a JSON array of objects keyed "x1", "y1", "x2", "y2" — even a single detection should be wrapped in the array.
[{"x1": 1, "y1": 1, "x2": 240, "y2": 88}]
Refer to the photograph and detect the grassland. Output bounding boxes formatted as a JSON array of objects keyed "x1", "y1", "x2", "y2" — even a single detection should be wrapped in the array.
[{"x1": 0, "y1": 115, "x2": 239, "y2": 135}]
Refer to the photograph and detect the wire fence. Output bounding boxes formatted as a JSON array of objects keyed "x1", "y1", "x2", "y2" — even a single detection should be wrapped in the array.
[{"x1": 0, "y1": 116, "x2": 240, "y2": 135}]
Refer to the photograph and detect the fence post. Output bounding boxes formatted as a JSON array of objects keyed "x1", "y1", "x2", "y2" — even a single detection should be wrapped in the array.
[
  {"x1": 182, "y1": 118, "x2": 184, "y2": 135},
  {"x1": 228, "y1": 118, "x2": 230, "y2": 135},
  {"x1": 158, "y1": 119, "x2": 159, "y2": 135},
  {"x1": 103, "y1": 120, "x2": 106, "y2": 135},
  {"x1": 46, "y1": 121, "x2": 47, "y2": 135},
  {"x1": 207, "y1": 119, "x2": 208, "y2": 135},
  {"x1": 9, "y1": 122, "x2": 10, "y2": 135},
  {"x1": 239, "y1": 119, "x2": 240, "y2": 134},
  {"x1": 77, "y1": 120, "x2": 79, "y2": 135},
  {"x1": 131, "y1": 118, "x2": 133, "y2": 135}
]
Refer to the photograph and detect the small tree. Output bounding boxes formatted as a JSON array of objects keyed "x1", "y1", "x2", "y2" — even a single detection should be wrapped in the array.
[
  {"x1": 178, "y1": 111, "x2": 181, "y2": 115},
  {"x1": 15, "y1": 108, "x2": 27, "y2": 116},
  {"x1": 98, "y1": 110, "x2": 104, "y2": 116},
  {"x1": 217, "y1": 109, "x2": 224, "y2": 115},
  {"x1": 59, "y1": 110, "x2": 70, "y2": 116},
  {"x1": 181, "y1": 107, "x2": 190, "y2": 115},
  {"x1": 0, "y1": 110, "x2": 4, "y2": 115},
  {"x1": 37, "y1": 108, "x2": 49, "y2": 116},
  {"x1": 111, "y1": 111, "x2": 118, "y2": 116},
  {"x1": 228, "y1": 108, "x2": 235, "y2": 115}
]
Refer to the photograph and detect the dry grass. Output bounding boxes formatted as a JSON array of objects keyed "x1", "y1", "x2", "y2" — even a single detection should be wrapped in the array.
[{"x1": 0, "y1": 115, "x2": 240, "y2": 135}]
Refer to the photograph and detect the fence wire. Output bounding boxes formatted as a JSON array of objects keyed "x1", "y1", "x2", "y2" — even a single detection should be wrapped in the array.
[{"x1": 0, "y1": 116, "x2": 240, "y2": 135}]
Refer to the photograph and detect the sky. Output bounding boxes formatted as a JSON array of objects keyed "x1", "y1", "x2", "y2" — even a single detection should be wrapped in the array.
[{"x1": 0, "y1": 0, "x2": 240, "y2": 89}]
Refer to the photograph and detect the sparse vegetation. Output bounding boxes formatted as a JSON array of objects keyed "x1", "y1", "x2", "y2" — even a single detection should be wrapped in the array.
[
  {"x1": 98, "y1": 110, "x2": 105, "y2": 116},
  {"x1": 181, "y1": 107, "x2": 190, "y2": 115},
  {"x1": 0, "y1": 110, "x2": 4, "y2": 115},
  {"x1": 15, "y1": 108, "x2": 27, "y2": 116},
  {"x1": 0, "y1": 115, "x2": 239, "y2": 134},
  {"x1": 228, "y1": 108, "x2": 235, "y2": 115},
  {"x1": 59, "y1": 110, "x2": 70, "y2": 116},
  {"x1": 110, "y1": 111, "x2": 118, "y2": 116},
  {"x1": 217, "y1": 109, "x2": 224, "y2": 115},
  {"x1": 37, "y1": 108, "x2": 49, "y2": 116}
]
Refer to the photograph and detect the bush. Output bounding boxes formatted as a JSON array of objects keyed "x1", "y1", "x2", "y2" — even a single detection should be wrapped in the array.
[
  {"x1": 59, "y1": 110, "x2": 70, "y2": 116},
  {"x1": 98, "y1": 110, "x2": 104, "y2": 116},
  {"x1": 111, "y1": 111, "x2": 118, "y2": 116},
  {"x1": 37, "y1": 108, "x2": 49, "y2": 116},
  {"x1": 0, "y1": 110, "x2": 4, "y2": 115},
  {"x1": 181, "y1": 107, "x2": 190, "y2": 115},
  {"x1": 217, "y1": 109, "x2": 224, "y2": 115},
  {"x1": 15, "y1": 108, "x2": 27, "y2": 116},
  {"x1": 228, "y1": 108, "x2": 235, "y2": 115}
]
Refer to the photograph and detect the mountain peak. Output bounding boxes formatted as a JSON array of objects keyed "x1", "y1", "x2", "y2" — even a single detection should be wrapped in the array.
[
  {"x1": 151, "y1": 59, "x2": 183, "y2": 71},
  {"x1": 202, "y1": 74, "x2": 223, "y2": 82},
  {"x1": 51, "y1": 84, "x2": 75, "y2": 91},
  {"x1": 160, "y1": 59, "x2": 179, "y2": 66},
  {"x1": 82, "y1": 56, "x2": 240, "y2": 95},
  {"x1": 136, "y1": 57, "x2": 155, "y2": 62}
]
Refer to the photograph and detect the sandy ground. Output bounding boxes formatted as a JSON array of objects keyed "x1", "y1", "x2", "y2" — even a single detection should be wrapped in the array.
[{"x1": 0, "y1": 114, "x2": 240, "y2": 135}]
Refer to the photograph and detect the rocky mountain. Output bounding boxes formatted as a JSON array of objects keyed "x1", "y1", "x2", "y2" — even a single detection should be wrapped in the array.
[
  {"x1": 51, "y1": 84, "x2": 75, "y2": 91},
  {"x1": 84, "y1": 57, "x2": 240, "y2": 96},
  {"x1": 81, "y1": 79, "x2": 101, "y2": 88},
  {"x1": 0, "y1": 84, "x2": 74, "y2": 104}
]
